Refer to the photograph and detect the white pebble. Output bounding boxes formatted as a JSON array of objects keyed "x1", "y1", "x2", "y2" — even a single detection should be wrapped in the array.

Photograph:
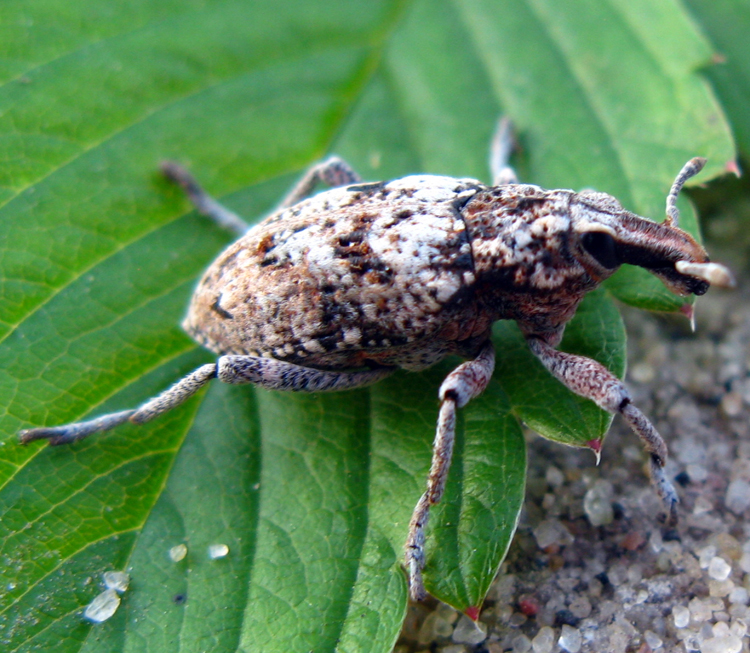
[
  {"x1": 730, "y1": 618, "x2": 747, "y2": 637},
  {"x1": 451, "y1": 614, "x2": 487, "y2": 645},
  {"x1": 686, "y1": 463, "x2": 709, "y2": 483},
  {"x1": 84, "y1": 588, "x2": 121, "y2": 623},
  {"x1": 699, "y1": 545, "x2": 718, "y2": 569},
  {"x1": 546, "y1": 466, "x2": 565, "y2": 488},
  {"x1": 644, "y1": 630, "x2": 663, "y2": 649},
  {"x1": 725, "y1": 480, "x2": 750, "y2": 514},
  {"x1": 532, "y1": 519, "x2": 573, "y2": 549},
  {"x1": 531, "y1": 626, "x2": 555, "y2": 653},
  {"x1": 557, "y1": 625, "x2": 582, "y2": 653},
  {"x1": 713, "y1": 622, "x2": 731, "y2": 637},
  {"x1": 102, "y1": 571, "x2": 129, "y2": 593},
  {"x1": 709, "y1": 556, "x2": 732, "y2": 581},
  {"x1": 511, "y1": 633, "x2": 532, "y2": 653},
  {"x1": 699, "y1": 636, "x2": 742, "y2": 653},
  {"x1": 169, "y1": 544, "x2": 188, "y2": 562},
  {"x1": 583, "y1": 479, "x2": 614, "y2": 526},
  {"x1": 208, "y1": 543, "x2": 229, "y2": 559},
  {"x1": 710, "y1": 579, "x2": 735, "y2": 597},
  {"x1": 690, "y1": 596, "x2": 714, "y2": 622},
  {"x1": 729, "y1": 587, "x2": 748, "y2": 605},
  {"x1": 568, "y1": 596, "x2": 592, "y2": 619},
  {"x1": 673, "y1": 604, "x2": 691, "y2": 628}
]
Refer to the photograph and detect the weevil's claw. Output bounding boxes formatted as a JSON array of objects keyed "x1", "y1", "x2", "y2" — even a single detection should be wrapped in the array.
[
  {"x1": 675, "y1": 260, "x2": 736, "y2": 289},
  {"x1": 650, "y1": 454, "x2": 679, "y2": 527},
  {"x1": 19, "y1": 410, "x2": 136, "y2": 446}
]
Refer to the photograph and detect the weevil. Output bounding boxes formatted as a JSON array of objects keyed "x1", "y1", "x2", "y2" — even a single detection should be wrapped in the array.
[{"x1": 19, "y1": 119, "x2": 734, "y2": 601}]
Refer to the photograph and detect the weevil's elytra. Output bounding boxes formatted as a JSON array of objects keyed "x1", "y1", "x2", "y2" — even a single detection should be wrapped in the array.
[{"x1": 19, "y1": 119, "x2": 735, "y2": 602}]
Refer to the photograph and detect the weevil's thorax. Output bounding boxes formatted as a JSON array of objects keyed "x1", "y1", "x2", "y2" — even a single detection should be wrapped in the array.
[{"x1": 462, "y1": 184, "x2": 607, "y2": 335}]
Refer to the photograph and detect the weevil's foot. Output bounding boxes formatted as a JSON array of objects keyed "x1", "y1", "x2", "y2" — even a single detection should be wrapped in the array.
[
  {"x1": 650, "y1": 455, "x2": 679, "y2": 527},
  {"x1": 19, "y1": 409, "x2": 136, "y2": 446}
]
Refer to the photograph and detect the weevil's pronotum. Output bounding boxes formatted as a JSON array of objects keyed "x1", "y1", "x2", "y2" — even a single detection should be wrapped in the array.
[{"x1": 20, "y1": 119, "x2": 734, "y2": 601}]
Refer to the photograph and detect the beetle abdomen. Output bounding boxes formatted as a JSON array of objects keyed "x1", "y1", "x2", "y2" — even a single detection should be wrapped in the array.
[{"x1": 183, "y1": 175, "x2": 485, "y2": 369}]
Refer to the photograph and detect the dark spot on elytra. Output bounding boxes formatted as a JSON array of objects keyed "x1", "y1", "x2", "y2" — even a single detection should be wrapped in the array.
[
  {"x1": 453, "y1": 252, "x2": 472, "y2": 269},
  {"x1": 210, "y1": 295, "x2": 234, "y2": 320},
  {"x1": 337, "y1": 230, "x2": 366, "y2": 246}
]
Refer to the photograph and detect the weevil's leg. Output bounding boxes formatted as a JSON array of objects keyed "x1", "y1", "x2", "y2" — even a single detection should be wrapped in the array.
[
  {"x1": 279, "y1": 156, "x2": 361, "y2": 209},
  {"x1": 19, "y1": 358, "x2": 394, "y2": 446},
  {"x1": 216, "y1": 355, "x2": 394, "y2": 391},
  {"x1": 161, "y1": 161, "x2": 249, "y2": 237},
  {"x1": 526, "y1": 336, "x2": 678, "y2": 525},
  {"x1": 19, "y1": 364, "x2": 218, "y2": 446},
  {"x1": 490, "y1": 117, "x2": 519, "y2": 186},
  {"x1": 405, "y1": 342, "x2": 495, "y2": 601}
]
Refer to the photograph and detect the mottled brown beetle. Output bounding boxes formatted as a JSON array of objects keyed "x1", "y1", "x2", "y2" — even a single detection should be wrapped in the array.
[{"x1": 20, "y1": 119, "x2": 734, "y2": 601}]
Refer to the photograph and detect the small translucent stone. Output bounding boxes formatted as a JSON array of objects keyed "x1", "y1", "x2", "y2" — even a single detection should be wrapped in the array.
[
  {"x1": 680, "y1": 632, "x2": 699, "y2": 651},
  {"x1": 644, "y1": 630, "x2": 663, "y2": 649},
  {"x1": 673, "y1": 604, "x2": 691, "y2": 628},
  {"x1": 438, "y1": 645, "x2": 466, "y2": 653},
  {"x1": 568, "y1": 596, "x2": 592, "y2": 619},
  {"x1": 699, "y1": 545, "x2": 718, "y2": 569},
  {"x1": 730, "y1": 618, "x2": 747, "y2": 637},
  {"x1": 533, "y1": 519, "x2": 573, "y2": 549},
  {"x1": 729, "y1": 604, "x2": 750, "y2": 619},
  {"x1": 557, "y1": 625, "x2": 582, "y2": 653},
  {"x1": 508, "y1": 611, "x2": 527, "y2": 627},
  {"x1": 686, "y1": 463, "x2": 708, "y2": 483},
  {"x1": 710, "y1": 579, "x2": 735, "y2": 597},
  {"x1": 418, "y1": 612, "x2": 454, "y2": 644},
  {"x1": 546, "y1": 466, "x2": 565, "y2": 488},
  {"x1": 739, "y1": 552, "x2": 750, "y2": 573},
  {"x1": 451, "y1": 614, "x2": 487, "y2": 645},
  {"x1": 583, "y1": 479, "x2": 614, "y2": 526},
  {"x1": 169, "y1": 544, "x2": 187, "y2": 562},
  {"x1": 726, "y1": 480, "x2": 750, "y2": 515},
  {"x1": 84, "y1": 588, "x2": 121, "y2": 623},
  {"x1": 208, "y1": 543, "x2": 229, "y2": 559},
  {"x1": 713, "y1": 622, "x2": 731, "y2": 637},
  {"x1": 709, "y1": 556, "x2": 732, "y2": 581},
  {"x1": 511, "y1": 633, "x2": 532, "y2": 653},
  {"x1": 728, "y1": 586, "x2": 749, "y2": 605},
  {"x1": 699, "y1": 636, "x2": 742, "y2": 653},
  {"x1": 531, "y1": 626, "x2": 555, "y2": 653},
  {"x1": 102, "y1": 571, "x2": 129, "y2": 593},
  {"x1": 689, "y1": 596, "x2": 713, "y2": 622}
]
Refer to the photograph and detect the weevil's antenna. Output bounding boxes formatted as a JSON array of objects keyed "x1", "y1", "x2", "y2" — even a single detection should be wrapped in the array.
[
  {"x1": 490, "y1": 117, "x2": 518, "y2": 186},
  {"x1": 664, "y1": 157, "x2": 706, "y2": 228}
]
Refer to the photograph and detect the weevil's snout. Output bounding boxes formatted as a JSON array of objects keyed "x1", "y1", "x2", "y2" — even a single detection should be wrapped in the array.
[
  {"x1": 610, "y1": 220, "x2": 729, "y2": 297},
  {"x1": 574, "y1": 157, "x2": 736, "y2": 296}
]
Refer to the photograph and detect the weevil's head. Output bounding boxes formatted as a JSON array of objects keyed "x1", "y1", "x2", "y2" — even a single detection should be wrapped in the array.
[{"x1": 570, "y1": 158, "x2": 734, "y2": 296}]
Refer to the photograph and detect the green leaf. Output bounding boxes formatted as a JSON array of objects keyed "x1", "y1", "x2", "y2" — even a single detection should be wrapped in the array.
[
  {"x1": 683, "y1": 0, "x2": 750, "y2": 161},
  {"x1": 495, "y1": 288, "x2": 626, "y2": 449},
  {"x1": 0, "y1": 1, "x2": 735, "y2": 652}
]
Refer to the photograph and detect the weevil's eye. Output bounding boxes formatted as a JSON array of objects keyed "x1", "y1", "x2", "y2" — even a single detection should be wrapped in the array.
[{"x1": 581, "y1": 231, "x2": 619, "y2": 269}]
